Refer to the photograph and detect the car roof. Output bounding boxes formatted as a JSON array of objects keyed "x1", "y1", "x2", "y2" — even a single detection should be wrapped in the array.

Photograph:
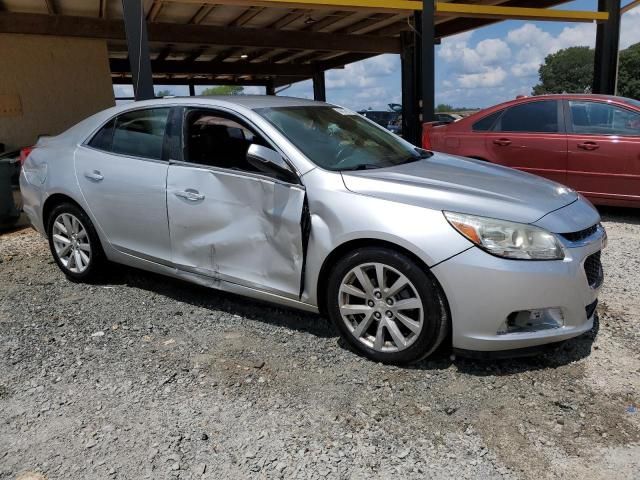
[
  {"x1": 456, "y1": 94, "x2": 638, "y2": 125},
  {"x1": 117, "y1": 95, "x2": 330, "y2": 111},
  {"x1": 487, "y1": 93, "x2": 634, "y2": 111}
]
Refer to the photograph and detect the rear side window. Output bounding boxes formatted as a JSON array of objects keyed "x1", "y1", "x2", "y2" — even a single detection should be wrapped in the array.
[
  {"x1": 472, "y1": 110, "x2": 503, "y2": 131},
  {"x1": 569, "y1": 101, "x2": 640, "y2": 136},
  {"x1": 88, "y1": 108, "x2": 170, "y2": 160},
  {"x1": 496, "y1": 100, "x2": 559, "y2": 133}
]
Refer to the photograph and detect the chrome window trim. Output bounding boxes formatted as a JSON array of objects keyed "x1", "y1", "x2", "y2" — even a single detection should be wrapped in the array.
[
  {"x1": 168, "y1": 158, "x2": 305, "y2": 190},
  {"x1": 78, "y1": 144, "x2": 170, "y2": 165},
  {"x1": 80, "y1": 104, "x2": 178, "y2": 152}
]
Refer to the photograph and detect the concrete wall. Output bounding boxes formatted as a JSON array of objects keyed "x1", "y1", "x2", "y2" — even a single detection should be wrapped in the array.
[{"x1": 0, "y1": 34, "x2": 115, "y2": 151}]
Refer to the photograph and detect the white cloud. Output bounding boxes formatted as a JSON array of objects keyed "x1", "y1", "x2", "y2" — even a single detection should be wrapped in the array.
[
  {"x1": 438, "y1": 32, "x2": 510, "y2": 74},
  {"x1": 457, "y1": 68, "x2": 508, "y2": 88},
  {"x1": 280, "y1": 7, "x2": 640, "y2": 111},
  {"x1": 436, "y1": 12, "x2": 640, "y2": 104},
  {"x1": 476, "y1": 38, "x2": 511, "y2": 64},
  {"x1": 505, "y1": 22, "x2": 597, "y2": 79},
  {"x1": 621, "y1": 9, "x2": 640, "y2": 49},
  {"x1": 325, "y1": 54, "x2": 396, "y2": 90}
]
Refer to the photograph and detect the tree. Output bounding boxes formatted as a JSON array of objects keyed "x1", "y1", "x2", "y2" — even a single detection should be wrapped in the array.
[
  {"x1": 436, "y1": 103, "x2": 454, "y2": 112},
  {"x1": 618, "y1": 42, "x2": 640, "y2": 100},
  {"x1": 200, "y1": 85, "x2": 244, "y2": 96},
  {"x1": 532, "y1": 46, "x2": 594, "y2": 95}
]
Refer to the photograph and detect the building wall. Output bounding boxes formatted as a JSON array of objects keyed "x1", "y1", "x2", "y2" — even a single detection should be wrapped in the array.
[{"x1": 0, "y1": 34, "x2": 115, "y2": 151}]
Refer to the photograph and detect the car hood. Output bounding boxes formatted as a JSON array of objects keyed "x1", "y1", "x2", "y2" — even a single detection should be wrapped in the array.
[{"x1": 340, "y1": 153, "x2": 578, "y2": 225}]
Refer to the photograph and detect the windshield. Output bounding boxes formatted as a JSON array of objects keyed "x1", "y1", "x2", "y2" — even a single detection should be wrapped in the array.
[{"x1": 255, "y1": 106, "x2": 428, "y2": 171}]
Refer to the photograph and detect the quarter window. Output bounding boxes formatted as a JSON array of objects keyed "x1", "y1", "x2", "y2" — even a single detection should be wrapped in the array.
[
  {"x1": 472, "y1": 110, "x2": 503, "y2": 131},
  {"x1": 569, "y1": 101, "x2": 640, "y2": 136},
  {"x1": 88, "y1": 118, "x2": 115, "y2": 151},
  {"x1": 496, "y1": 101, "x2": 559, "y2": 133}
]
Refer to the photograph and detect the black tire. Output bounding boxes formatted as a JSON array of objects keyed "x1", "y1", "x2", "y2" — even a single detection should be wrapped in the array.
[
  {"x1": 47, "y1": 202, "x2": 105, "y2": 282},
  {"x1": 326, "y1": 247, "x2": 449, "y2": 364}
]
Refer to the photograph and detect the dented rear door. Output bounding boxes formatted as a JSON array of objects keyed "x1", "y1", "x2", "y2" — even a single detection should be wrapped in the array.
[{"x1": 167, "y1": 164, "x2": 306, "y2": 299}]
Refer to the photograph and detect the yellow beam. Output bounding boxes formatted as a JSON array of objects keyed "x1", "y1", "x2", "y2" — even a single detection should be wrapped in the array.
[
  {"x1": 436, "y1": 3, "x2": 609, "y2": 23},
  {"x1": 169, "y1": 0, "x2": 608, "y2": 22},
  {"x1": 622, "y1": 0, "x2": 640, "y2": 14}
]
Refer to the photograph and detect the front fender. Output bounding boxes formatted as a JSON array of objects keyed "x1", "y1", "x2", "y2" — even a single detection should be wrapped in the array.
[{"x1": 300, "y1": 169, "x2": 472, "y2": 306}]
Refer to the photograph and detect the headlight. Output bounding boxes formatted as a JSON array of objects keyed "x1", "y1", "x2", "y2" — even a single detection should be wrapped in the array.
[{"x1": 443, "y1": 211, "x2": 564, "y2": 260}]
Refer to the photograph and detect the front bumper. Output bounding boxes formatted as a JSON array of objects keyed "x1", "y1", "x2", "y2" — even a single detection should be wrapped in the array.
[{"x1": 432, "y1": 225, "x2": 605, "y2": 352}]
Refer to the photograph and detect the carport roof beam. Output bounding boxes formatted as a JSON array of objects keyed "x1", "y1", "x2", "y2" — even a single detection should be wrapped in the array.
[
  {"x1": 621, "y1": 0, "x2": 640, "y2": 14},
  {"x1": 0, "y1": 12, "x2": 401, "y2": 53},
  {"x1": 172, "y1": 0, "x2": 609, "y2": 22},
  {"x1": 435, "y1": 3, "x2": 609, "y2": 23}
]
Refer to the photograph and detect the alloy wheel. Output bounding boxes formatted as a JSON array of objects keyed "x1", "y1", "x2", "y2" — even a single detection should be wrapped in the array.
[
  {"x1": 338, "y1": 262, "x2": 424, "y2": 353},
  {"x1": 52, "y1": 213, "x2": 92, "y2": 274}
]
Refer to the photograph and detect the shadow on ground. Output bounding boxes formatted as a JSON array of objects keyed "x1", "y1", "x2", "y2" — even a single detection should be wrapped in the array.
[
  {"x1": 94, "y1": 262, "x2": 600, "y2": 376},
  {"x1": 598, "y1": 206, "x2": 640, "y2": 224}
]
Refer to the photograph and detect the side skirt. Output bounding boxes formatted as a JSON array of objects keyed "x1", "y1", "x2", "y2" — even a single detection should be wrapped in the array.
[{"x1": 107, "y1": 245, "x2": 320, "y2": 314}]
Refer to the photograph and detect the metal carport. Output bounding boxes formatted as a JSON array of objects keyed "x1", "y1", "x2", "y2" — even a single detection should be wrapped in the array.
[{"x1": 0, "y1": 0, "x2": 624, "y2": 146}]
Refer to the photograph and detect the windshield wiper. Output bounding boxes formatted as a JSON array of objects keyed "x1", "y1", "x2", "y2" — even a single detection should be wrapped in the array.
[
  {"x1": 339, "y1": 164, "x2": 381, "y2": 171},
  {"x1": 397, "y1": 151, "x2": 433, "y2": 165}
]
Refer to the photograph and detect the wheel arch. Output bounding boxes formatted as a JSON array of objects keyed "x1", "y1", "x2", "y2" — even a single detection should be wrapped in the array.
[
  {"x1": 316, "y1": 238, "x2": 450, "y2": 321},
  {"x1": 42, "y1": 193, "x2": 85, "y2": 235}
]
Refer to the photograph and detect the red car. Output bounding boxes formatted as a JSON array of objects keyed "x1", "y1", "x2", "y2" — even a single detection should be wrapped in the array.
[{"x1": 423, "y1": 94, "x2": 640, "y2": 208}]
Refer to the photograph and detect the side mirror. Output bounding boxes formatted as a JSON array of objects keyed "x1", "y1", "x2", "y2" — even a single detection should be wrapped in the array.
[{"x1": 246, "y1": 144, "x2": 297, "y2": 183}]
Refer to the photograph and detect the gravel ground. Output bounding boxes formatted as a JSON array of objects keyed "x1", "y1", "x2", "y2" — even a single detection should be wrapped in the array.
[{"x1": 1, "y1": 207, "x2": 639, "y2": 480}]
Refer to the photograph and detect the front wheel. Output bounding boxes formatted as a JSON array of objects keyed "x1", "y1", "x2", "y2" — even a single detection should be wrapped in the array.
[
  {"x1": 327, "y1": 247, "x2": 449, "y2": 364},
  {"x1": 47, "y1": 203, "x2": 105, "y2": 282}
]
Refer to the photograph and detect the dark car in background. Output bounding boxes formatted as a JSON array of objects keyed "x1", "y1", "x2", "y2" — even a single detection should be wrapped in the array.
[
  {"x1": 358, "y1": 110, "x2": 400, "y2": 131},
  {"x1": 423, "y1": 94, "x2": 640, "y2": 208},
  {"x1": 435, "y1": 113, "x2": 463, "y2": 123},
  {"x1": 0, "y1": 149, "x2": 22, "y2": 227}
]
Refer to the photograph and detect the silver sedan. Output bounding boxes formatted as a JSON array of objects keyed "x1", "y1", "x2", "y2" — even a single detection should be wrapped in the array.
[{"x1": 20, "y1": 96, "x2": 606, "y2": 364}]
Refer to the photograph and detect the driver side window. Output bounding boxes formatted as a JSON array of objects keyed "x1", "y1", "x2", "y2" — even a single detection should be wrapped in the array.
[
  {"x1": 183, "y1": 109, "x2": 271, "y2": 174},
  {"x1": 569, "y1": 101, "x2": 640, "y2": 136}
]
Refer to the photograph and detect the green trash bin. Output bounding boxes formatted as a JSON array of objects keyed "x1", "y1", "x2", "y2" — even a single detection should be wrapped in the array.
[{"x1": 0, "y1": 152, "x2": 21, "y2": 227}]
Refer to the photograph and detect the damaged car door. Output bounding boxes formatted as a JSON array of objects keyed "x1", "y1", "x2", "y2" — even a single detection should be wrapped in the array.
[{"x1": 166, "y1": 107, "x2": 306, "y2": 299}]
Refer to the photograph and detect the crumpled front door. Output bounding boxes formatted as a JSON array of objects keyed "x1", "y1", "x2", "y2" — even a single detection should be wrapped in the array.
[{"x1": 167, "y1": 164, "x2": 306, "y2": 299}]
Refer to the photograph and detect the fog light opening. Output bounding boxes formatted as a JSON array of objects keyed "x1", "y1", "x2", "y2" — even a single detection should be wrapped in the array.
[{"x1": 498, "y1": 308, "x2": 565, "y2": 334}]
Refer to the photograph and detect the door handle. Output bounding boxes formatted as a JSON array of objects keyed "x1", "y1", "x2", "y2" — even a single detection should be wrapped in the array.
[
  {"x1": 84, "y1": 170, "x2": 104, "y2": 181},
  {"x1": 577, "y1": 141, "x2": 599, "y2": 151},
  {"x1": 493, "y1": 138, "x2": 512, "y2": 146},
  {"x1": 175, "y1": 190, "x2": 205, "y2": 202}
]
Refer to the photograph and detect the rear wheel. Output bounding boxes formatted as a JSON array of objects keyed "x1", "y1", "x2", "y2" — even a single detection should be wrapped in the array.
[
  {"x1": 327, "y1": 247, "x2": 449, "y2": 364},
  {"x1": 47, "y1": 203, "x2": 105, "y2": 282}
]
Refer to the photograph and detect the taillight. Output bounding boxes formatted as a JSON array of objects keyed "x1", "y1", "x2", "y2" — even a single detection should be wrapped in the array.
[
  {"x1": 421, "y1": 124, "x2": 432, "y2": 150},
  {"x1": 19, "y1": 146, "x2": 34, "y2": 165}
]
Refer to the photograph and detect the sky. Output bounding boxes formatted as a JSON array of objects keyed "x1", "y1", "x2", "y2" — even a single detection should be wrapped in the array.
[{"x1": 114, "y1": 0, "x2": 640, "y2": 111}]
